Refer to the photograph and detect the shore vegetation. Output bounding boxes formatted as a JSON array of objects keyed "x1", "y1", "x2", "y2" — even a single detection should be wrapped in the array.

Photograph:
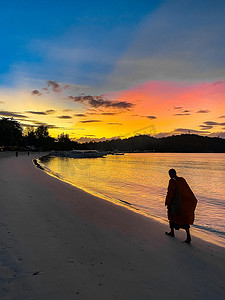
[{"x1": 0, "y1": 117, "x2": 225, "y2": 152}]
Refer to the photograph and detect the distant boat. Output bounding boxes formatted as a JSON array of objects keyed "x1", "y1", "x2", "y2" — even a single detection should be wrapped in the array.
[{"x1": 50, "y1": 150, "x2": 107, "y2": 158}]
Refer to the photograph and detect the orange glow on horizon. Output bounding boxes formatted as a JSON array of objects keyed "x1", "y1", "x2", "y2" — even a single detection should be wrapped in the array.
[{"x1": 1, "y1": 80, "x2": 225, "y2": 140}]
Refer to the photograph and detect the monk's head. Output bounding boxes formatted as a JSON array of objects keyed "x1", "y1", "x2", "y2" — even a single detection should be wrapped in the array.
[{"x1": 169, "y1": 168, "x2": 177, "y2": 179}]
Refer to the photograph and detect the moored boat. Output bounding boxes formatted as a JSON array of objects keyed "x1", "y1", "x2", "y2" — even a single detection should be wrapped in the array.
[{"x1": 50, "y1": 150, "x2": 107, "y2": 158}]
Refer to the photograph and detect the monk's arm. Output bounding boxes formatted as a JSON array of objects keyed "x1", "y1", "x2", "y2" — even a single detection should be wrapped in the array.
[{"x1": 165, "y1": 179, "x2": 176, "y2": 206}]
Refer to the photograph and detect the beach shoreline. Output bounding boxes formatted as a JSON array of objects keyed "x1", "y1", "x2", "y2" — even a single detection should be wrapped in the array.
[
  {"x1": 37, "y1": 153, "x2": 225, "y2": 249},
  {"x1": 1, "y1": 152, "x2": 225, "y2": 299}
]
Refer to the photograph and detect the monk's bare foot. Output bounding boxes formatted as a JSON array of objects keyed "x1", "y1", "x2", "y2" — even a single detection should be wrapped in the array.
[{"x1": 165, "y1": 231, "x2": 175, "y2": 237}]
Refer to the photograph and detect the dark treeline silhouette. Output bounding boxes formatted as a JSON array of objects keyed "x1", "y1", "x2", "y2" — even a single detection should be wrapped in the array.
[
  {"x1": 0, "y1": 117, "x2": 23, "y2": 147},
  {"x1": 0, "y1": 117, "x2": 225, "y2": 152},
  {"x1": 0, "y1": 118, "x2": 77, "y2": 151},
  {"x1": 79, "y1": 134, "x2": 225, "y2": 153}
]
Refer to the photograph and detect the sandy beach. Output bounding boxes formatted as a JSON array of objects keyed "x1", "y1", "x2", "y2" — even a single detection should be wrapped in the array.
[{"x1": 0, "y1": 152, "x2": 225, "y2": 300}]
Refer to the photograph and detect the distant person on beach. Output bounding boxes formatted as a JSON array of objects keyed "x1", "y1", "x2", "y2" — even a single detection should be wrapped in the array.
[{"x1": 165, "y1": 169, "x2": 197, "y2": 243}]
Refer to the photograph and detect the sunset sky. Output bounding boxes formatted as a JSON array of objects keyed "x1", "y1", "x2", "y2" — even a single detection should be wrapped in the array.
[{"x1": 0, "y1": 0, "x2": 225, "y2": 141}]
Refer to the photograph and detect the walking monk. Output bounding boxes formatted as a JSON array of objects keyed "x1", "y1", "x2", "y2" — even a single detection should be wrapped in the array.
[{"x1": 165, "y1": 169, "x2": 197, "y2": 243}]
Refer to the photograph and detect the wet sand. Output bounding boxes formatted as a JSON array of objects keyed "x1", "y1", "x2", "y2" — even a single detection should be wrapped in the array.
[{"x1": 0, "y1": 152, "x2": 225, "y2": 299}]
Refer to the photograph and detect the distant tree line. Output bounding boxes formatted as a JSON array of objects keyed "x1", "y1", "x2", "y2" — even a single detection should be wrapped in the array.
[
  {"x1": 77, "y1": 134, "x2": 225, "y2": 153},
  {"x1": 0, "y1": 117, "x2": 78, "y2": 151},
  {"x1": 0, "y1": 117, "x2": 225, "y2": 152}
]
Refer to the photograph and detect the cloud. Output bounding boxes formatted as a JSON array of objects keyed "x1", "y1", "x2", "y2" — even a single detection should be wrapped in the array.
[
  {"x1": 146, "y1": 115, "x2": 157, "y2": 119},
  {"x1": 63, "y1": 109, "x2": 73, "y2": 112},
  {"x1": 31, "y1": 90, "x2": 42, "y2": 96},
  {"x1": 0, "y1": 110, "x2": 28, "y2": 118},
  {"x1": 67, "y1": 95, "x2": 134, "y2": 110},
  {"x1": 154, "y1": 132, "x2": 171, "y2": 138},
  {"x1": 19, "y1": 123, "x2": 36, "y2": 128},
  {"x1": 26, "y1": 110, "x2": 56, "y2": 115},
  {"x1": 100, "y1": 112, "x2": 117, "y2": 115},
  {"x1": 219, "y1": 115, "x2": 225, "y2": 118},
  {"x1": 0, "y1": 100, "x2": 5, "y2": 104},
  {"x1": 173, "y1": 128, "x2": 210, "y2": 134},
  {"x1": 26, "y1": 111, "x2": 47, "y2": 115},
  {"x1": 42, "y1": 88, "x2": 49, "y2": 93},
  {"x1": 174, "y1": 113, "x2": 191, "y2": 116},
  {"x1": 213, "y1": 80, "x2": 225, "y2": 86},
  {"x1": 45, "y1": 81, "x2": 73, "y2": 93},
  {"x1": 79, "y1": 120, "x2": 102, "y2": 123},
  {"x1": 46, "y1": 80, "x2": 62, "y2": 93},
  {"x1": 20, "y1": 120, "x2": 62, "y2": 129},
  {"x1": 203, "y1": 121, "x2": 220, "y2": 126},
  {"x1": 31, "y1": 121, "x2": 62, "y2": 129},
  {"x1": 174, "y1": 106, "x2": 183, "y2": 110},
  {"x1": 85, "y1": 111, "x2": 120, "y2": 116},
  {"x1": 46, "y1": 109, "x2": 56, "y2": 114},
  {"x1": 197, "y1": 110, "x2": 210, "y2": 113},
  {"x1": 199, "y1": 125, "x2": 213, "y2": 130},
  {"x1": 57, "y1": 115, "x2": 72, "y2": 119},
  {"x1": 107, "y1": 123, "x2": 123, "y2": 125},
  {"x1": 183, "y1": 110, "x2": 190, "y2": 113},
  {"x1": 208, "y1": 132, "x2": 225, "y2": 138},
  {"x1": 74, "y1": 113, "x2": 86, "y2": 117}
]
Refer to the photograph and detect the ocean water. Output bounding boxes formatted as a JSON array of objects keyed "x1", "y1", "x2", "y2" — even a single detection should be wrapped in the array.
[{"x1": 40, "y1": 153, "x2": 225, "y2": 246}]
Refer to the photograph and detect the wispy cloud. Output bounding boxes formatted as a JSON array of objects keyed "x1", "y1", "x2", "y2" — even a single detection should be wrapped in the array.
[
  {"x1": 46, "y1": 109, "x2": 56, "y2": 114},
  {"x1": 100, "y1": 112, "x2": 118, "y2": 116},
  {"x1": 107, "y1": 122, "x2": 123, "y2": 125},
  {"x1": 21, "y1": 120, "x2": 62, "y2": 129},
  {"x1": 208, "y1": 132, "x2": 225, "y2": 138},
  {"x1": 79, "y1": 120, "x2": 102, "y2": 123},
  {"x1": 31, "y1": 90, "x2": 42, "y2": 96},
  {"x1": 74, "y1": 113, "x2": 86, "y2": 117},
  {"x1": 173, "y1": 107, "x2": 191, "y2": 116},
  {"x1": 45, "y1": 81, "x2": 71, "y2": 93},
  {"x1": 197, "y1": 110, "x2": 210, "y2": 113},
  {"x1": 46, "y1": 81, "x2": 62, "y2": 93},
  {"x1": 174, "y1": 128, "x2": 210, "y2": 134},
  {"x1": 203, "y1": 121, "x2": 220, "y2": 126},
  {"x1": 26, "y1": 110, "x2": 56, "y2": 115},
  {"x1": 57, "y1": 115, "x2": 72, "y2": 119},
  {"x1": 174, "y1": 113, "x2": 191, "y2": 116},
  {"x1": 67, "y1": 95, "x2": 134, "y2": 111},
  {"x1": 0, "y1": 110, "x2": 28, "y2": 118},
  {"x1": 146, "y1": 115, "x2": 157, "y2": 119},
  {"x1": 26, "y1": 111, "x2": 46, "y2": 115},
  {"x1": 213, "y1": 80, "x2": 225, "y2": 86},
  {"x1": 199, "y1": 125, "x2": 213, "y2": 130}
]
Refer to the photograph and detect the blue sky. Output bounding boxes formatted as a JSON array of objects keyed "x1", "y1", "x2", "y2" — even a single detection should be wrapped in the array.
[
  {"x1": 1, "y1": 0, "x2": 224, "y2": 91},
  {"x1": 0, "y1": 0, "x2": 162, "y2": 88}
]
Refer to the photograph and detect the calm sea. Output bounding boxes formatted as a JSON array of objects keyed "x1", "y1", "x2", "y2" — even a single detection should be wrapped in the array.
[{"x1": 39, "y1": 153, "x2": 225, "y2": 246}]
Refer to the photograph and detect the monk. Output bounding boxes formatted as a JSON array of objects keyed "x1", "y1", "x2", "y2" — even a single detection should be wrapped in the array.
[{"x1": 165, "y1": 169, "x2": 197, "y2": 243}]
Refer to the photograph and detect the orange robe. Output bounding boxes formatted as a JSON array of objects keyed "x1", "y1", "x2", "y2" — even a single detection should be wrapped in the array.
[{"x1": 165, "y1": 177, "x2": 197, "y2": 225}]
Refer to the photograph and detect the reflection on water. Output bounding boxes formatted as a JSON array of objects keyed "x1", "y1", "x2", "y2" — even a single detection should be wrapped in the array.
[{"x1": 41, "y1": 153, "x2": 225, "y2": 244}]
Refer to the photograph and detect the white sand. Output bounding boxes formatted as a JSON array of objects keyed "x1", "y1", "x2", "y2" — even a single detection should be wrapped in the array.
[{"x1": 0, "y1": 152, "x2": 225, "y2": 300}]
